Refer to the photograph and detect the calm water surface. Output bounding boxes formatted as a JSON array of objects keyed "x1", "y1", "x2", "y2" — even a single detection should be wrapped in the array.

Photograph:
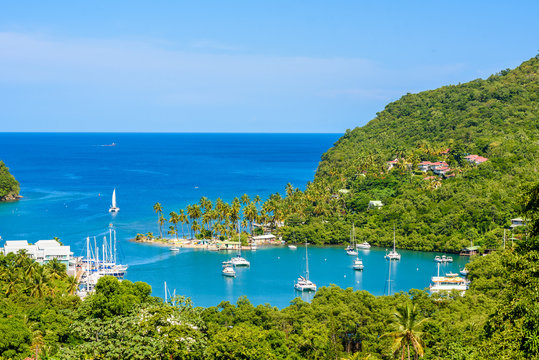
[{"x1": 0, "y1": 133, "x2": 467, "y2": 308}]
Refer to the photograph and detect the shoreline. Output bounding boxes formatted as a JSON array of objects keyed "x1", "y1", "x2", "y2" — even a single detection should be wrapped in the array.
[{"x1": 130, "y1": 236, "x2": 265, "y2": 251}]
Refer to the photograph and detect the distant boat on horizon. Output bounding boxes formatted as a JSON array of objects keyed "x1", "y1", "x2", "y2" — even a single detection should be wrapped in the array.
[{"x1": 109, "y1": 188, "x2": 120, "y2": 213}]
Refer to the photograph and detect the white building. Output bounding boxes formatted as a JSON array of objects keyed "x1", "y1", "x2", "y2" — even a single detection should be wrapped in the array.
[
  {"x1": 2, "y1": 239, "x2": 74, "y2": 270},
  {"x1": 251, "y1": 234, "x2": 277, "y2": 244},
  {"x1": 368, "y1": 200, "x2": 384, "y2": 209}
]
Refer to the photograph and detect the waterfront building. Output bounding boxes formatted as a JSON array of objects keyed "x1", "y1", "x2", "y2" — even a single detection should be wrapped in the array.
[
  {"x1": 1, "y1": 239, "x2": 75, "y2": 273},
  {"x1": 252, "y1": 234, "x2": 277, "y2": 245}
]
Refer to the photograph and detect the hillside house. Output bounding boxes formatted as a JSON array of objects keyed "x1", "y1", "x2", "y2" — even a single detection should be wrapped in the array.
[
  {"x1": 433, "y1": 166, "x2": 452, "y2": 176},
  {"x1": 386, "y1": 159, "x2": 399, "y2": 170},
  {"x1": 510, "y1": 218, "x2": 526, "y2": 229},
  {"x1": 368, "y1": 200, "x2": 384, "y2": 209},
  {"x1": 464, "y1": 155, "x2": 488, "y2": 165}
]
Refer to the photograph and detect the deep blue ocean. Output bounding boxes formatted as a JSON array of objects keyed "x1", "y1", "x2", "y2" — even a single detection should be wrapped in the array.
[{"x1": 0, "y1": 133, "x2": 467, "y2": 308}]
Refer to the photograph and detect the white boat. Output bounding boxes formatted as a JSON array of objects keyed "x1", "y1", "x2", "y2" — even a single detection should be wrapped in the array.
[
  {"x1": 385, "y1": 226, "x2": 401, "y2": 260},
  {"x1": 288, "y1": 245, "x2": 297, "y2": 250},
  {"x1": 434, "y1": 255, "x2": 453, "y2": 263},
  {"x1": 353, "y1": 257, "x2": 364, "y2": 270},
  {"x1": 230, "y1": 254, "x2": 250, "y2": 267},
  {"x1": 460, "y1": 268, "x2": 469, "y2": 276},
  {"x1": 170, "y1": 247, "x2": 180, "y2": 252},
  {"x1": 109, "y1": 188, "x2": 120, "y2": 213},
  {"x1": 356, "y1": 241, "x2": 371, "y2": 249},
  {"x1": 227, "y1": 221, "x2": 250, "y2": 266},
  {"x1": 222, "y1": 264, "x2": 236, "y2": 277},
  {"x1": 430, "y1": 264, "x2": 468, "y2": 295},
  {"x1": 294, "y1": 242, "x2": 317, "y2": 292},
  {"x1": 346, "y1": 224, "x2": 359, "y2": 256}
]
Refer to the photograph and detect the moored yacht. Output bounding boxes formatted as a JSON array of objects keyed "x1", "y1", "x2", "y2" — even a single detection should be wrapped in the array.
[
  {"x1": 346, "y1": 224, "x2": 359, "y2": 256},
  {"x1": 230, "y1": 254, "x2": 250, "y2": 267},
  {"x1": 356, "y1": 241, "x2": 371, "y2": 249},
  {"x1": 385, "y1": 226, "x2": 401, "y2": 260},
  {"x1": 222, "y1": 262, "x2": 236, "y2": 277},
  {"x1": 294, "y1": 242, "x2": 317, "y2": 292},
  {"x1": 352, "y1": 257, "x2": 364, "y2": 270},
  {"x1": 434, "y1": 254, "x2": 453, "y2": 263}
]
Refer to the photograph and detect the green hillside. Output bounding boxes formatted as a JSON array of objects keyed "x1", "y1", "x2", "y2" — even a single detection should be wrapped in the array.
[
  {"x1": 0, "y1": 161, "x2": 20, "y2": 201},
  {"x1": 281, "y1": 56, "x2": 539, "y2": 252}
]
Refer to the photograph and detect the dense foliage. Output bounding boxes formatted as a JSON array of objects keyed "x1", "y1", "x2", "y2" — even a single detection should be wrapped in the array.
[
  {"x1": 0, "y1": 161, "x2": 19, "y2": 201},
  {"x1": 2, "y1": 239, "x2": 539, "y2": 359}
]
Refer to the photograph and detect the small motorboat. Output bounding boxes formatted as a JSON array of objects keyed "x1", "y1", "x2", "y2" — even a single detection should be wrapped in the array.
[
  {"x1": 222, "y1": 262, "x2": 236, "y2": 277},
  {"x1": 353, "y1": 258, "x2": 364, "y2": 270},
  {"x1": 356, "y1": 241, "x2": 371, "y2": 249}
]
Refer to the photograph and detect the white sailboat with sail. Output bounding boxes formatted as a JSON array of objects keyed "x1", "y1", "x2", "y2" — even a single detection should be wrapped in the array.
[
  {"x1": 109, "y1": 188, "x2": 120, "y2": 213},
  {"x1": 294, "y1": 242, "x2": 317, "y2": 292}
]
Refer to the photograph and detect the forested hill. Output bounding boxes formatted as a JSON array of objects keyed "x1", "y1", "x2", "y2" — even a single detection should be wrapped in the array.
[
  {"x1": 0, "y1": 161, "x2": 20, "y2": 201},
  {"x1": 286, "y1": 56, "x2": 539, "y2": 251},
  {"x1": 317, "y1": 56, "x2": 538, "y2": 178}
]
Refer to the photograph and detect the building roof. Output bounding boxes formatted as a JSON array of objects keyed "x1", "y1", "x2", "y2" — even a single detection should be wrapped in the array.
[
  {"x1": 252, "y1": 234, "x2": 276, "y2": 240},
  {"x1": 35, "y1": 240, "x2": 63, "y2": 247},
  {"x1": 5, "y1": 240, "x2": 30, "y2": 246}
]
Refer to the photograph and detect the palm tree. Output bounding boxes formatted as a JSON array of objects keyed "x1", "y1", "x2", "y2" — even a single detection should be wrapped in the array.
[
  {"x1": 153, "y1": 202, "x2": 163, "y2": 238},
  {"x1": 4, "y1": 271, "x2": 19, "y2": 297},
  {"x1": 28, "y1": 267, "x2": 50, "y2": 298},
  {"x1": 179, "y1": 209, "x2": 188, "y2": 239},
  {"x1": 44, "y1": 258, "x2": 66, "y2": 279},
  {"x1": 382, "y1": 303, "x2": 427, "y2": 360},
  {"x1": 66, "y1": 275, "x2": 78, "y2": 295},
  {"x1": 240, "y1": 193, "x2": 250, "y2": 206},
  {"x1": 159, "y1": 214, "x2": 166, "y2": 239},
  {"x1": 243, "y1": 202, "x2": 258, "y2": 235},
  {"x1": 169, "y1": 211, "x2": 180, "y2": 241}
]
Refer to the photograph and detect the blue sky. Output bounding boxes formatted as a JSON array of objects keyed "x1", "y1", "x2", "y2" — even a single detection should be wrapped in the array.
[{"x1": 0, "y1": 1, "x2": 537, "y2": 132}]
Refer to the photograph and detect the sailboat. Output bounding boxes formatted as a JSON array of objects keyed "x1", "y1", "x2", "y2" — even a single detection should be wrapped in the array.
[
  {"x1": 294, "y1": 242, "x2": 317, "y2": 292},
  {"x1": 229, "y1": 221, "x2": 250, "y2": 267},
  {"x1": 384, "y1": 226, "x2": 401, "y2": 260},
  {"x1": 109, "y1": 188, "x2": 120, "y2": 213},
  {"x1": 346, "y1": 224, "x2": 359, "y2": 256}
]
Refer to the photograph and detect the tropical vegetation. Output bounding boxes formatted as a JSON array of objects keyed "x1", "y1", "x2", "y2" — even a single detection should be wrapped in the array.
[{"x1": 0, "y1": 161, "x2": 20, "y2": 201}]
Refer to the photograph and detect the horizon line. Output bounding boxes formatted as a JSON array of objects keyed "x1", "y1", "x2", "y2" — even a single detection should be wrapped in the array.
[{"x1": 0, "y1": 131, "x2": 345, "y2": 135}]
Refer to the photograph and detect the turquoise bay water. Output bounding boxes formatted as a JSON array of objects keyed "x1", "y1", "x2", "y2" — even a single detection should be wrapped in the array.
[{"x1": 0, "y1": 133, "x2": 468, "y2": 308}]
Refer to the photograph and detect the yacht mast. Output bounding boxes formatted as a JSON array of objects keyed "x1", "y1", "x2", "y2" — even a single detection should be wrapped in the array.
[
  {"x1": 86, "y1": 236, "x2": 90, "y2": 290},
  {"x1": 305, "y1": 242, "x2": 310, "y2": 281},
  {"x1": 393, "y1": 225, "x2": 396, "y2": 252}
]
